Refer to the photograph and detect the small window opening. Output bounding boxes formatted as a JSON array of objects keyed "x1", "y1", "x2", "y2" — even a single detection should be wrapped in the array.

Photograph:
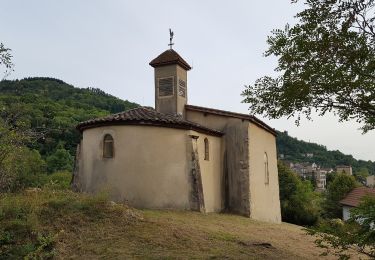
[
  {"x1": 158, "y1": 77, "x2": 174, "y2": 96},
  {"x1": 204, "y1": 138, "x2": 209, "y2": 161},
  {"x1": 264, "y1": 152, "x2": 269, "y2": 184},
  {"x1": 178, "y1": 79, "x2": 186, "y2": 97},
  {"x1": 103, "y1": 134, "x2": 114, "y2": 158}
]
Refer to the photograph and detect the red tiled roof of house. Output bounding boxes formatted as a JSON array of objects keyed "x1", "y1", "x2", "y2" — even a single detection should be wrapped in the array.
[
  {"x1": 340, "y1": 186, "x2": 375, "y2": 207},
  {"x1": 76, "y1": 107, "x2": 223, "y2": 136},
  {"x1": 149, "y1": 49, "x2": 191, "y2": 70},
  {"x1": 185, "y1": 104, "x2": 277, "y2": 136}
]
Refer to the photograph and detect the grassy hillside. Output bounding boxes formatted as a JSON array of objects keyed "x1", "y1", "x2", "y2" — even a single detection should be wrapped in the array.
[
  {"x1": 277, "y1": 131, "x2": 375, "y2": 175},
  {"x1": 1, "y1": 188, "x2": 365, "y2": 259}
]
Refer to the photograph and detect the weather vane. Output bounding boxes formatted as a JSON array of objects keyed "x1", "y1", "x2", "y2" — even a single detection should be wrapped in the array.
[{"x1": 168, "y1": 28, "x2": 174, "y2": 49}]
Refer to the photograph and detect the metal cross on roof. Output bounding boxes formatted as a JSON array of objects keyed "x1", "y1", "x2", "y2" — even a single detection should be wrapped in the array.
[{"x1": 168, "y1": 28, "x2": 174, "y2": 49}]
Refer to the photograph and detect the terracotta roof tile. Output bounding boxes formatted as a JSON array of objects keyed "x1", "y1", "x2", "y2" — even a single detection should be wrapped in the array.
[
  {"x1": 77, "y1": 107, "x2": 223, "y2": 136},
  {"x1": 340, "y1": 186, "x2": 375, "y2": 207},
  {"x1": 149, "y1": 49, "x2": 191, "y2": 70},
  {"x1": 185, "y1": 105, "x2": 277, "y2": 136}
]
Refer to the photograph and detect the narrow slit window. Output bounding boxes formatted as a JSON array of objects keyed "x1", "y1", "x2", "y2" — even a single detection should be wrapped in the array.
[
  {"x1": 103, "y1": 134, "x2": 114, "y2": 158},
  {"x1": 204, "y1": 138, "x2": 209, "y2": 161},
  {"x1": 264, "y1": 152, "x2": 269, "y2": 184}
]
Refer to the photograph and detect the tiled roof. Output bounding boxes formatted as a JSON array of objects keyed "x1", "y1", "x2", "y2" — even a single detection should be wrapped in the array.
[
  {"x1": 77, "y1": 107, "x2": 223, "y2": 136},
  {"x1": 149, "y1": 49, "x2": 191, "y2": 70},
  {"x1": 185, "y1": 105, "x2": 277, "y2": 136},
  {"x1": 340, "y1": 186, "x2": 375, "y2": 207}
]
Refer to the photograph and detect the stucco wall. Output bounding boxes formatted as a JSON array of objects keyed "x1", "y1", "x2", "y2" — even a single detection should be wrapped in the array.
[
  {"x1": 248, "y1": 123, "x2": 281, "y2": 223},
  {"x1": 154, "y1": 64, "x2": 187, "y2": 116},
  {"x1": 366, "y1": 175, "x2": 375, "y2": 187},
  {"x1": 186, "y1": 110, "x2": 250, "y2": 216},
  {"x1": 342, "y1": 206, "x2": 352, "y2": 221},
  {"x1": 195, "y1": 133, "x2": 224, "y2": 212},
  {"x1": 80, "y1": 125, "x2": 192, "y2": 209},
  {"x1": 186, "y1": 109, "x2": 242, "y2": 131},
  {"x1": 176, "y1": 65, "x2": 188, "y2": 115}
]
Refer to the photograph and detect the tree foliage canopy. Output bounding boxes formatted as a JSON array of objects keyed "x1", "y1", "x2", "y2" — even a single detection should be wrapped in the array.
[
  {"x1": 0, "y1": 43, "x2": 13, "y2": 79},
  {"x1": 242, "y1": 0, "x2": 375, "y2": 132},
  {"x1": 308, "y1": 196, "x2": 375, "y2": 258},
  {"x1": 278, "y1": 161, "x2": 322, "y2": 225},
  {"x1": 0, "y1": 77, "x2": 139, "y2": 172},
  {"x1": 324, "y1": 173, "x2": 357, "y2": 218}
]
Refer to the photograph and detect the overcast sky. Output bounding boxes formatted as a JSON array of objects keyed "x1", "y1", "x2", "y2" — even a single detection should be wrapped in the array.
[{"x1": 1, "y1": 0, "x2": 374, "y2": 161}]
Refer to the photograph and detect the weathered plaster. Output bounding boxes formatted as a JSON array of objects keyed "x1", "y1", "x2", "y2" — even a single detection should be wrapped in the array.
[{"x1": 248, "y1": 123, "x2": 281, "y2": 223}]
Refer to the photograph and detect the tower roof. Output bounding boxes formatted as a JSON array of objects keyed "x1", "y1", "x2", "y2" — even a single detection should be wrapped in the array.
[{"x1": 149, "y1": 49, "x2": 191, "y2": 70}]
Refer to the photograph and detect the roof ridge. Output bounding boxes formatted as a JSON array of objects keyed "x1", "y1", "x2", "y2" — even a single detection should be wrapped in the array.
[
  {"x1": 340, "y1": 186, "x2": 375, "y2": 207},
  {"x1": 185, "y1": 104, "x2": 277, "y2": 136},
  {"x1": 76, "y1": 107, "x2": 223, "y2": 136}
]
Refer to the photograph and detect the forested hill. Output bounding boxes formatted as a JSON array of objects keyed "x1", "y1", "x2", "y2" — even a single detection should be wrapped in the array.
[
  {"x1": 0, "y1": 77, "x2": 139, "y2": 171},
  {"x1": 1, "y1": 77, "x2": 373, "y2": 175},
  {"x1": 277, "y1": 131, "x2": 375, "y2": 175}
]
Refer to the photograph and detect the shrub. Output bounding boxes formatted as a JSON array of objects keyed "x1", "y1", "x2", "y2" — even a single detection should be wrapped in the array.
[
  {"x1": 0, "y1": 189, "x2": 124, "y2": 259},
  {"x1": 0, "y1": 147, "x2": 47, "y2": 192},
  {"x1": 307, "y1": 196, "x2": 375, "y2": 259},
  {"x1": 46, "y1": 143, "x2": 73, "y2": 173},
  {"x1": 43, "y1": 171, "x2": 72, "y2": 190}
]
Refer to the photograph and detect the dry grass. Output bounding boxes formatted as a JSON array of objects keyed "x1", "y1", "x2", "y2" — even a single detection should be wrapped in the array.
[
  {"x1": 1, "y1": 190, "x2": 367, "y2": 259},
  {"x1": 55, "y1": 209, "x2": 363, "y2": 260}
]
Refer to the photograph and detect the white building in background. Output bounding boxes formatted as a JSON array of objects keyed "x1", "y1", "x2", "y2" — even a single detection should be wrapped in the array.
[
  {"x1": 366, "y1": 175, "x2": 375, "y2": 187},
  {"x1": 340, "y1": 186, "x2": 375, "y2": 221},
  {"x1": 289, "y1": 162, "x2": 329, "y2": 190},
  {"x1": 336, "y1": 165, "x2": 353, "y2": 175}
]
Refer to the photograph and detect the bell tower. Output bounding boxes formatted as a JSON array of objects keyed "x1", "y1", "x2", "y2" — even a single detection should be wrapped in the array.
[{"x1": 149, "y1": 32, "x2": 191, "y2": 117}]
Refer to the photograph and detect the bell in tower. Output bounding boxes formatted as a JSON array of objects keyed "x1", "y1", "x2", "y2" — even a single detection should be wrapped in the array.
[{"x1": 149, "y1": 29, "x2": 191, "y2": 117}]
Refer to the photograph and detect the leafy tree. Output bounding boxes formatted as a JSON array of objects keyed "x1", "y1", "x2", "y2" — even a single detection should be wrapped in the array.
[
  {"x1": 242, "y1": 0, "x2": 375, "y2": 132},
  {"x1": 0, "y1": 119, "x2": 26, "y2": 191},
  {"x1": 46, "y1": 143, "x2": 73, "y2": 173},
  {"x1": 326, "y1": 172, "x2": 337, "y2": 187},
  {"x1": 0, "y1": 119, "x2": 47, "y2": 192},
  {"x1": 278, "y1": 161, "x2": 322, "y2": 225},
  {"x1": 354, "y1": 167, "x2": 370, "y2": 184},
  {"x1": 9, "y1": 148, "x2": 47, "y2": 190},
  {"x1": 323, "y1": 173, "x2": 357, "y2": 218},
  {"x1": 0, "y1": 42, "x2": 13, "y2": 79},
  {"x1": 308, "y1": 195, "x2": 375, "y2": 259}
]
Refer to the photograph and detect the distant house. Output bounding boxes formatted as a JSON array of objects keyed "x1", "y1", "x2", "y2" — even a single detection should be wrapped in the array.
[
  {"x1": 306, "y1": 153, "x2": 314, "y2": 158},
  {"x1": 315, "y1": 171, "x2": 326, "y2": 191},
  {"x1": 336, "y1": 165, "x2": 353, "y2": 175},
  {"x1": 340, "y1": 187, "x2": 375, "y2": 221},
  {"x1": 366, "y1": 175, "x2": 375, "y2": 187},
  {"x1": 290, "y1": 162, "x2": 327, "y2": 190}
]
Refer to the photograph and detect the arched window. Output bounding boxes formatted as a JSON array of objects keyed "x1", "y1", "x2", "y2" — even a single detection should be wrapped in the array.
[
  {"x1": 204, "y1": 138, "x2": 209, "y2": 161},
  {"x1": 103, "y1": 134, "x2": 114, "y2": 158},
  {"x1": 264, "y1": 152, "x2": 269, "y2": 184}
]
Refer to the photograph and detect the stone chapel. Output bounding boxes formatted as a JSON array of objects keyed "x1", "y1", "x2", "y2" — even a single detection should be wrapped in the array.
[{"x1": 73, "y1": 47, "x2": 281, "y2": 223}]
